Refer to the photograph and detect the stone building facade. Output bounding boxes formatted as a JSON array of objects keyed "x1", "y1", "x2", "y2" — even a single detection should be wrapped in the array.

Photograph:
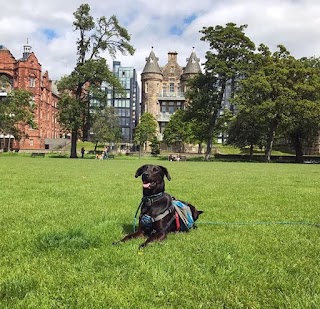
[
  {"x1": 141, "y1": 48, "x2": 201, "y2": 140},
  {"x1": 0, "y1": 42, "x2": 61, "y2": 151}
]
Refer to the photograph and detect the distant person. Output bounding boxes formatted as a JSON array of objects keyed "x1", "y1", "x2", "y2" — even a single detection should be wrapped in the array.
[
  {"x1": 103, "y1": 146, "x2": 109, "y2": 160},
  {"x1": 81, "y1": 147, "x2": 85, "y2": 158}
]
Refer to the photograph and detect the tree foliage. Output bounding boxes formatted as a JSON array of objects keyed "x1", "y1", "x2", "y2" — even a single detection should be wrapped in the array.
[
  {"x1": 57, "y1": 4, "x2": 135, "y2": 158},
  {"x1": 186, "y1": 23, "x2": 255, "y2": 160},
  {"x1": 163, "y1": 109, "x2": 192, "y2": 148},
  {"x1": 91, "y1": 106, "x2": 122, "y2": 150},
  {"x1": 0, "y1": 89, "x2": 35, "y2": 150},
  {"x1": 233, "y1": 45, "x2": 320, "y2": 162},
  {"x1": 134, "y1": 112, "x2": 157, "y2": 153}
]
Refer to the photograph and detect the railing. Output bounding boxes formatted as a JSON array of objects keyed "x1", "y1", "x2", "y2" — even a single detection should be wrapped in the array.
[
  {"x1": 156, "y1": 112, "x2": 171, "y2": 122},
  {"x1": 158, "y1": 92, "x2": 185, "y2": 99}
]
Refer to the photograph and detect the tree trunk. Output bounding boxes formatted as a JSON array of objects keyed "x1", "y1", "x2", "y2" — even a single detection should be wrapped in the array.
[
  {"x1": 205, "y1": 130, "x2": 214, "y2": 161},
  {"x1": 293, "y1": 134, "x2": 304, "y2": 163},
  {"x1": 70, "y1": 130, "x2": 78, "y2": 158},
  {"x1": 249, "y1": 143, "x2": 254, "y2": 159},
  {"x1": 264, "y1": 116, "x2": 279, "y2": 163}
]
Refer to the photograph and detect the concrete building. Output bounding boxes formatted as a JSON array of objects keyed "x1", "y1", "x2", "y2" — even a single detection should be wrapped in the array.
[
  {"x1": 0, "y1": 42, "x2": 62, "y2": 151},
  {"x1": 141, "y1": 48, "x2": 201, "y2": 140}
]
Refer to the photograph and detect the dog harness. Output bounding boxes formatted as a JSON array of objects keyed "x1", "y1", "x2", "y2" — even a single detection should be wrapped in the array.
[
  {"x1": 133, "y1": 193, "x2": 195, "y2": 233},
  {"x1": 133, "y1": 192, "x2": 174, "y2": 232}
]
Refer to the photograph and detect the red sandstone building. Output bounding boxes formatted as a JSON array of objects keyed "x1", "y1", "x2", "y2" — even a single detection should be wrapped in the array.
[{"x1": 0, "y1": 42, "x2": 62, "y2": 151}]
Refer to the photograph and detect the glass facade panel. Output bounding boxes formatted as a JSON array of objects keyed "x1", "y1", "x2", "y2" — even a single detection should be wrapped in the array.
[{"x1": 91, "y1": 60, "x2": 140, "y2": 144}]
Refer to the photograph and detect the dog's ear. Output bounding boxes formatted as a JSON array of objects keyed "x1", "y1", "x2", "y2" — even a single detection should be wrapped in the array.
[
  {"x1": 159, "y1": 165, "x2": 171, "y2": 181},
  {"x1": 135, "y1": 165, "x2": 147, "y2": 178}
]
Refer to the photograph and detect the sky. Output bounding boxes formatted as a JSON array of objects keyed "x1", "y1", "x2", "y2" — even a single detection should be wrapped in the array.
[{"x1": 1, "y1": 0, "x2": 320, "y2": 82}]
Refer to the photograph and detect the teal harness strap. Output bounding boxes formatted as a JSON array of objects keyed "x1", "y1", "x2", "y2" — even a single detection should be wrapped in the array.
[{"x1": 133, "y1": 199, "x2": 144, "y2": 232}]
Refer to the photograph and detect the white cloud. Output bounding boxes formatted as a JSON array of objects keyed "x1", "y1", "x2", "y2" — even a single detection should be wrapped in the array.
[{"x1": 1, "y1": 0, "x2": 320, "y2": 82}]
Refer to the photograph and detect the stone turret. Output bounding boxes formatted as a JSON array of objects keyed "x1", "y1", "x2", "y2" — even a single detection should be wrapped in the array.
[
  {"x1": 181, "y1": 48, "x2": 202, "y2": 92},
  {"x1": 141, "y1": 47, "x2": 163, "y2": 115}
]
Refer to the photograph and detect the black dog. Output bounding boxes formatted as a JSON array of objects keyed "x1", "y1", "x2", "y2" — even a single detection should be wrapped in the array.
[{"x1": 114, "y1": 164, "x2": 203, "y2": 248}]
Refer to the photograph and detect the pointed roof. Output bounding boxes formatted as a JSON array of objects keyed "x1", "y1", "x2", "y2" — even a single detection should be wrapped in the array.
[
  {"x1": 0, "y1": 45, "x2": 9, "y2": 51},
  {"x1": 142, "y1": 47, "x2": 162, "y2": 74},
  {"x1": 184, "y1": 48, "x2": 201, "y2": 74}
]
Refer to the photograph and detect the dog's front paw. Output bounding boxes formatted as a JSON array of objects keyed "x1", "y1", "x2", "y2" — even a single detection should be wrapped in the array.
[{"x1": 139, "y1": 242, "x2": 147, "y2": 249}]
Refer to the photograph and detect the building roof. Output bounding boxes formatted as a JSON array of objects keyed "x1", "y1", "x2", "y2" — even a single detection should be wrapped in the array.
[
  {"x1": 0, "y1": 45, "x2": 9, "y2": 50},
  {"x1": 183, "y1": 49, "x2": 202, "y2": 74},
  {"x1": 142, "y1": 47, "x2": 162, "y2": 74}
]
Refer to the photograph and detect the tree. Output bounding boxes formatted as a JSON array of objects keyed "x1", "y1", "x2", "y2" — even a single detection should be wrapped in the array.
[
  {"x1": 186, "y1": 23, "x2": 255, "y2": 160},
  {"x1": 227, "y1": 108, "x2": 266, "y2": 158},
  {"x1": 163, "y1": 109, "x2": 192, "y2": 152},
  {"x1": 0, "y1": 89, "x2": 35, "y2": 151},
  {"x1": 185, "y1": 73, "x2": 221, "y2": 158},
  {"x1": 91, "y1": 106, "x2": 122, "y2": 152},
  {"x1": 134, "y1": 112, "x2": 157, "y2": 155},
  {"x1": 234, "y1": 45, "x2": 320, "y2": 162},
  {"x1": 57, "y1": 4, "x2": 135, "y2": 158},
  {"x1": 281, "y1": 57, "x2": 320, "y2": 162}
]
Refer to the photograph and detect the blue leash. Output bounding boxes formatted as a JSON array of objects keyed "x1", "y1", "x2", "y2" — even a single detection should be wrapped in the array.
[{"x1": 197, "y1": 221, "x2": 320, "y2": 227}]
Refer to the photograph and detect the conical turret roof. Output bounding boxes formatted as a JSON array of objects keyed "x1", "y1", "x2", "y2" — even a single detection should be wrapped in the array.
[
  {"x1": 183, "y1": 48, "x2": 201, "y2": 74},
  {"x1": 142, "y1": 47, "x2": 162, "y2": 74}
]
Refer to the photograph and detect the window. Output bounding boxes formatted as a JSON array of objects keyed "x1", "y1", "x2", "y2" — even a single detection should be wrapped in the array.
[
  {"x1": 29, "y1": 77, "x2": 35, "y2": 88},
  {"x1": 169, "y1": 83, "x2": 174, "y2": 93},
  {"x1": 162, "y1": 84, "x2": 167, "y2": 94},
  {"x1": 145, "y1": 82, "x2": 148, "y2": 93},
  {"x1": 160, "y1": 122, "x2": 166, "y2": 134},
  {"x1": 168, "y1": 102, "x2": 174, "y2": 114}
]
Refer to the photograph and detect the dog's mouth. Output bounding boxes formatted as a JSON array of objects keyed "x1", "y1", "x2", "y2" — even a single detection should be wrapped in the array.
[{"x1": 142, "y1": 182, "x2": 155, "y2": 189}]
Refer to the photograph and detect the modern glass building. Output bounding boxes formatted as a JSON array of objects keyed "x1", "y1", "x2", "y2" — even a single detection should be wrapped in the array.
[{"x1": 100, "y1": 61, "x2": 140, "y2": 145}]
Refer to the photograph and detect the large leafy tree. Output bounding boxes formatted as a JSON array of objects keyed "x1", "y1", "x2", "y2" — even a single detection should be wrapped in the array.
[
  {"x1": 91, "y1": 106, "x2": 122, "y2": 151},
  {"x1": 57, "y1": 4, "x2": 135, "y2": 158},
  {"x1": 186, "y1": 23, "x2": 255, "y2": 160},
  {"x1": 234, "y1": 45, "x2": 320, "y2": 162},
  {"x1": 281, "y1": 57, "x2": 320, "y2": 162},
  {"x1": 134, "y1": 112, "x2": 157, "y2": 155},
  {"x1": 185, "y1": 72, "x2": 221, "y2": 158},
  {"x1": 0, "y1": 89, "x2": 35, "y2": 151}
]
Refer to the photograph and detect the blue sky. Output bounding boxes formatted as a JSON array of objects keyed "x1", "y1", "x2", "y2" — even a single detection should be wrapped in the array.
[
  {"x1": 1, "y1": 0, "x2": 320, "y2": 81},
  {"x1": 42, "y1": 29, "x2": 58, "y2": 41},
  {"x1": 170, "y1": 14, "x2": 197, "y2": 36}
]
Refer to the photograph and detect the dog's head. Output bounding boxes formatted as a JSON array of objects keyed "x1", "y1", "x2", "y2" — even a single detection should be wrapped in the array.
[{"x1": 135, "y1": 165, "x2": 171, "y2": 196}]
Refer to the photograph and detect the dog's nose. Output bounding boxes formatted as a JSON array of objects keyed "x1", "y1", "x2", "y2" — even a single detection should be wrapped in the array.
[{"x1": 142, "y1": 172, "x2": 149, "y2": 181}]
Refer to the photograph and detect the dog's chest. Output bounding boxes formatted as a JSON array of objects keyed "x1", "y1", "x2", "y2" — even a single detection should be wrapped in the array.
[{"x1": 140, "y1": 195, "x2": 171, "y2": 218}]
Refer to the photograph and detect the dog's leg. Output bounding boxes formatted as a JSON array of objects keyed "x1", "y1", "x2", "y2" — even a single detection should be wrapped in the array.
[
  {"x1": 139, "y1": 232, "x2": 167, "y2": 249},
  {"x1": 113, "y1": 229, "x2": 144, "y2": 245}
]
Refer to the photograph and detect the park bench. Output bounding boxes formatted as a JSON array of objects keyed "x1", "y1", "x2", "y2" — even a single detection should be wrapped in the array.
[{"x1": 31, "y1": 152, "x2": 45, "y2": 158}]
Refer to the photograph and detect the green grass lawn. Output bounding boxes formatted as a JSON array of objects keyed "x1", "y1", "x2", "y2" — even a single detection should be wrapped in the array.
[{"x1": 0, "y1": 155, "x2": 319, "y2": 308}]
